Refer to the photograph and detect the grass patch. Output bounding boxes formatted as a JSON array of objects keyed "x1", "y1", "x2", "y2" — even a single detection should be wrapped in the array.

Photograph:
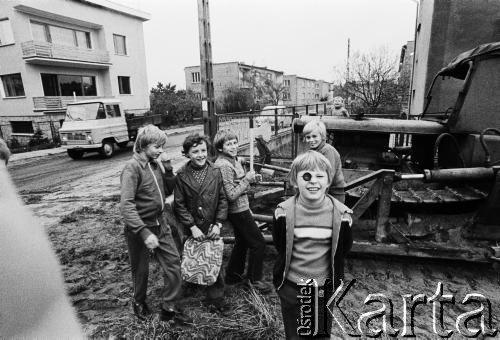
[
  {"x1": 195, "y1": 288, "x2": 283, "y2": 339},
  {"x1": 60, "y1": 206, "x2": 107, "y2": 223}
]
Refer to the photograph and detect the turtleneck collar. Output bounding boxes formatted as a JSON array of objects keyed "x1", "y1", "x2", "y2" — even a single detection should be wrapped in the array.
[
  {"x1": 297, "y1": 194, "x2": 326, "y2": 210},
  {"x1": 219, "y1": 152, "x2": 237, "y2": 164},
  {"x1": 312, "y1": 140, "x2": 326, "y2": 151},
  {"x1": 189, "y1": 160, "x2": 208, "y2": 170}
]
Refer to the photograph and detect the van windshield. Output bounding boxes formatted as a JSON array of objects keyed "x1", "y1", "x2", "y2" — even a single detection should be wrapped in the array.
[{"x1": 66, "y1": 103, "x2": 105, "y2": 121}]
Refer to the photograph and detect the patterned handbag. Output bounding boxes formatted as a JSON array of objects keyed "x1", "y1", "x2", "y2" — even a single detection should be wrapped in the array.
[{"x1": 181, "y1": 237, "x2": 224, "y2": 286}]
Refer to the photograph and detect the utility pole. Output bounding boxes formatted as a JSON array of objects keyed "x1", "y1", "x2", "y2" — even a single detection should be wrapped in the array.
[
  {"x1": 197, "y1": 0, "x2": 216, "y2": 140},
  {"x1": 346, "y1": 38, "x2": 350, "y2": 83}
]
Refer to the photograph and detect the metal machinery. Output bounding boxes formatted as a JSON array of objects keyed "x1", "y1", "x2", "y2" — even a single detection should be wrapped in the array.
[{"x1": 288, "y1": 42, "x2": 500, "y2": 263}]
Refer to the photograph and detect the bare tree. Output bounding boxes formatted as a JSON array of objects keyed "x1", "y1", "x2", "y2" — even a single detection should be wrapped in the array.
[
  {"x1": 242, "y1": 70, "x2": 284, "y2": 107},
  {"x1": 263, "y1": 78, "x2": 285, "y2": 106},
  {"x1": 335, "y1": 47, "x2": 401, "y2": 116}
]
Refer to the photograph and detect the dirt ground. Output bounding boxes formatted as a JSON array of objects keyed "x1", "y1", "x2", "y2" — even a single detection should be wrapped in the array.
[{"x1": 19, "y1": 152, "x2": 500, "y2": 339}]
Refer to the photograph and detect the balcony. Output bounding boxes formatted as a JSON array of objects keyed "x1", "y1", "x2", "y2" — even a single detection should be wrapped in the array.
[
  {"x1": 21, "y1": 41, "x2": 111, "y2": 69},
  {"x1": 33, "y1": 96, "x2": 104, "y2": 111}
]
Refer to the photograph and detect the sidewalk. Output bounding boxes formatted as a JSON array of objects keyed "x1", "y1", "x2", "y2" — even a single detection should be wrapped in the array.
[{"x1": 8, "y1": 124, "x2": 203, "y2": 164}]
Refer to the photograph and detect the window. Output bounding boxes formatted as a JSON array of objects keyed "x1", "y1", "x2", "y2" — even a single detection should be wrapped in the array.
[
  {"x1": 113, "y1": 34, "x2": 127, "y2": 55},
  {"x1": 2, "y1": 73, "x2": 25, "y2": 97},
  {"x1": 31, "y1": 22, "x2": 49, "y2": 42},
  {"x1": 30, "y1": 22, "x2": 91, "y2": 48},
  {"x1": 75, "y1": 31, "x2": 91, "y2": 48},
  {"x1": 266, "y1": 73, "x2": 272, "y2": 79},
  {"x1": 283, "y1": 79, "x2": 290, "y2": 87},
  {"x1": 11, "y1": 121, "x2": 34, "y2": 134},
  {"x1": 0, "y1": 18, "x2": 14, "y2": 46},
  {"x1": 191, "y1": 72, "x2": 200, "y2": 83},
  {"x1": 105, "y1": 104, "x2": 121, "y2": 117},
  {"x1": 41, "y1": 73, "x2": 96, "y2": 96},
  {"x1": 118, "y1": 76, "x2": 131, "y2": 94}
]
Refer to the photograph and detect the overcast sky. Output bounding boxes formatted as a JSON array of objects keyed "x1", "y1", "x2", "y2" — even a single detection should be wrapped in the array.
[{"x1": 115, "y1": 0, "x2": 417, "y2": 90}]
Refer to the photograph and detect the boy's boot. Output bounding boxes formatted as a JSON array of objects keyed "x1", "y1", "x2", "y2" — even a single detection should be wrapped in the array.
[{"x1": 132, "y1": 301, "x2": 152, "y2": 320}]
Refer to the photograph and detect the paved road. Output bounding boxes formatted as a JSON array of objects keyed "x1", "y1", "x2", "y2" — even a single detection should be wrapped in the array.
[{"x1": 9, "y1": 126, "x2": 202, "y2": 194}]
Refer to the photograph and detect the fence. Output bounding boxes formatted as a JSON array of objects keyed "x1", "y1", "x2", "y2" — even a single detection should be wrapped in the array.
[
  {"x1": 0, "y1": 120, "x2": 62, "y2": 152},
  {"x1": 215, "y1": 103, "x2": 330, "y2": 159},
  {"x1": 215, "y1": 103, "x2": 413, "y2": 161}
]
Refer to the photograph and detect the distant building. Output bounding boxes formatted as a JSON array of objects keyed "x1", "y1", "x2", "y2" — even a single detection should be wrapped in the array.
[
  {"x1": 184, "y1": 62, "x2": 284, "y2": 108},
  {"x1": 409, "y1": 0, "x2": 500, "y2": 115},
  {"x1": 282, "y1": 75, "x2": 331, "y2": 106},
  {"x1": 0, "y1": 0, "x2": 150, "y2": 143}
]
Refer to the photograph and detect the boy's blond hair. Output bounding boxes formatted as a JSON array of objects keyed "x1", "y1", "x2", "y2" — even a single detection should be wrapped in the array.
[
  {"x1": 133, "y1": 124, "x2": 167, "y2": 153},
  {"x1": 213, "y1": 129, "x2": 238, "y2": 153},
  {"x1": 288, "y1": 150, "x2": 333, "y2": 187},
  {"x1": 302, "y1": 120, "x2": 327, "y2": 141}
]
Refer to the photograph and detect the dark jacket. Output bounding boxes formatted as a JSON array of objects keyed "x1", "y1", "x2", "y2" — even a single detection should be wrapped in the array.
[
  {"x1": 120, "y1": 153, "x2": 172, "y2": 240},
  {"x1": 174, "y1": 161, "x2": 228, "y2": 235},
  {"x1": 272, "y1": 195, "x2": 353, "y2": 290}
]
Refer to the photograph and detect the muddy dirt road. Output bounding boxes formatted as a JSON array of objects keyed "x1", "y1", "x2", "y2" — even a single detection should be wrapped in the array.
[
  {"x1": 9, "y1": 149, "x2": 131, "y2": 193},
  {"x1": 8, "y1": 125, "x2": 202, "y2": 194}
]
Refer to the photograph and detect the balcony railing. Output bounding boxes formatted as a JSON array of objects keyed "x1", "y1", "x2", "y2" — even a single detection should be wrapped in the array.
[
  {"x1": 33, "y1": 96, "x2": 104, "y2": 110},
  {"x1": 22, "y1": 40, "x2": 111, "y2": 65}
]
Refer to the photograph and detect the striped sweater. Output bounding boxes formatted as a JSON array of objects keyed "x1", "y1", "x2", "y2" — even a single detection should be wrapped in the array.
[{"x1": 286, "y1": 196, "x2": 334, "y2": 285}]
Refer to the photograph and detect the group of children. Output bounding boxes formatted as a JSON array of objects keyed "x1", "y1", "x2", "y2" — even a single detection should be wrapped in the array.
[{"x1": 120, "y1": 120, "x2": 353, "y2": 338}]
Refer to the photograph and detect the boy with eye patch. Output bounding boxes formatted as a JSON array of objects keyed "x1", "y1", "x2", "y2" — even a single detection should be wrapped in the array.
[{"x1": 272, "y1": 150, "x2": 353, "y2": 339}]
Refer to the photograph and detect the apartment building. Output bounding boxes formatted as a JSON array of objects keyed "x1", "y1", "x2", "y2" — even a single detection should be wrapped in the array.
[
  {"x1": 282, "y1": 75, "x2": 331, "y2": 106},
  {"x1": 0, "y1": 0, "x2": 150, "y2": 143},
  {"x1": 185, "y1": 62, "x2": 284, "y2": 107}
]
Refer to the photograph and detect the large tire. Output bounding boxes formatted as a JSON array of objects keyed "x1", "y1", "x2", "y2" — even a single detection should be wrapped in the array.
[
  {"x1": 100, "y1": 141, "x2": 115, "y2": 158},
  {"x1": 67, "y1": 149, "x2": 84, "y2": 160},
  {"x1": 117, "y1": 141, "x2": 129, "y2": 149}
]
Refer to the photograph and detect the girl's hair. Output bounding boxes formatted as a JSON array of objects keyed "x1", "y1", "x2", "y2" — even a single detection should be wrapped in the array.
[
  {"x1": 302, "y1": 120, "x2": 327, "y2": 141},
  {"x1": 133, "y1": 125, "x2": 168, "y2": 153},
  {"x1": 213, "y1": 129, "x2": 238, "y2": 152},
  {"x1": 288, "y1": 150, "x2": 333, "y2": 187},
  {"x1": 182, "y1": 133, "x2": 210, "y2": 156}
]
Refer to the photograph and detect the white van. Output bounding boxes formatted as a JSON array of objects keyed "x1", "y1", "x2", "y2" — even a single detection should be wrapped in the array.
[{"x1": 59, "y1": 99, "x2": 150, "y2": 159}]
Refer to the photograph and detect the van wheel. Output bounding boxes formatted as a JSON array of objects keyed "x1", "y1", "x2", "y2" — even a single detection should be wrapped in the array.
[
  {"x1": 100, "y1": 141, "x2": 115, "y2": 158},
  {"x1": 67, "y1": 149, "x2": 84, "y2": 160},
  {"x1": 117, "y1": 141, "x2": 129, "y2": 149}
]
